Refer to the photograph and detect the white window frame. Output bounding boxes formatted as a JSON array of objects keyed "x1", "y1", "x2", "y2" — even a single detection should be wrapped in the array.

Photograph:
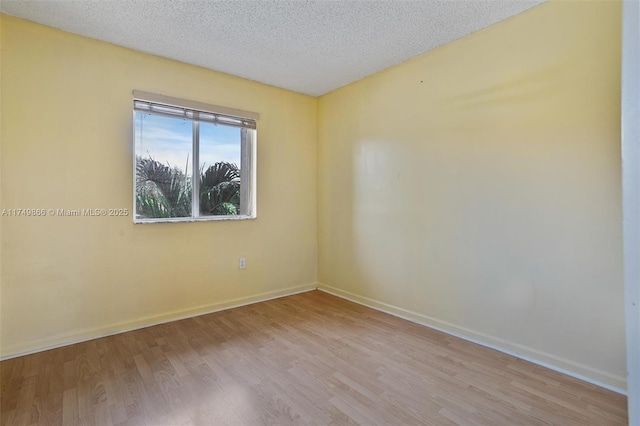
[{"x1": 132, "y1": 91, "x2": 258, "y2": 224}]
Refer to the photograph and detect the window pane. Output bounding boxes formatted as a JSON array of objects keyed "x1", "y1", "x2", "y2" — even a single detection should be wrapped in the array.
[
  {"x1": 135, "y1": 112, "x2": 193, "y2": 219},
  {"x1": 199, "y1": 123, "x2": 242, "y2": 216}
]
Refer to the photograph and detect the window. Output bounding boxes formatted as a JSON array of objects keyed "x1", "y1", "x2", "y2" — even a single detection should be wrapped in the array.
[{"x1": 133, "y1": 91, "x2": 257, "y2": 223}]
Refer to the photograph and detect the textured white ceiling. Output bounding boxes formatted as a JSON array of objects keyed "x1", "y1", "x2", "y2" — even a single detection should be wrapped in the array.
[{"x1": 0, "y1": 0, "x2": 545, "y2": 96}]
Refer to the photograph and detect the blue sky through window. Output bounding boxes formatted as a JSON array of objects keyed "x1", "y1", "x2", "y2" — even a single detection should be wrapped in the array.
[{"x1": 135, "y1": 113, "x2": 241, "y2": 175}]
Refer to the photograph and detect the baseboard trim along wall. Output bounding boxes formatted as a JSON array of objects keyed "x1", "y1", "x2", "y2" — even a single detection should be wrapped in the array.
[
  {"x1": 316, "y1": 283, "x2": 627, "y2": 395},
  {"x1": 0, "y1": 283, "x2": 317, "y2": 361}
]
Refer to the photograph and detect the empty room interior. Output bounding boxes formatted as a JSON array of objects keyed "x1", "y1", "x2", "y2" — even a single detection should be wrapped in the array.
[{"x1": 1, "y1": 0, "x2": 639, "y2": 425}]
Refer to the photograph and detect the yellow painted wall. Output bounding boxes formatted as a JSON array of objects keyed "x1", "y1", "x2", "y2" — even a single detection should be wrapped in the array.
[
  {"x1": 317, "y1": 1, "x2": 625, "y2": 390},
  {"x1": 0, "y1": 15, "x2": 317, "y2": 357}
]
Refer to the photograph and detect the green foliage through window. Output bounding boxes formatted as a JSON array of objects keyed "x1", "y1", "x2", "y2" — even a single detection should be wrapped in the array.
[{"x1": 135, "y1": 156, "x2": 241, "y2": 219}]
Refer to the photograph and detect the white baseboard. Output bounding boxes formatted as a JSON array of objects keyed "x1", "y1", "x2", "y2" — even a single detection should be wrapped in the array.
[
  {"x1": 317, "y1": 283, "x2": 627, "y2": 395},
  {"x1": 0, "y1": 283, "x2": 317, "y2": 361}
]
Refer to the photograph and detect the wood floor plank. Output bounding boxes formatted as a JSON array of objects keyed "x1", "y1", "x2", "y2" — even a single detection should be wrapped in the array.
[{"x1": 0, "y1": 290, "x2": 628, "y2": 425}]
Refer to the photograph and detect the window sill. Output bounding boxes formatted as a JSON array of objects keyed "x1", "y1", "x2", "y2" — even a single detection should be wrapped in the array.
[{"x1": 134, "y1": 214, "x2": 256, "y2": 224}]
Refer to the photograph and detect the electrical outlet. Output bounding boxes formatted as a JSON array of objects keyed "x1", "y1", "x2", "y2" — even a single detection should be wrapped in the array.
[{"x1": 239, "y1": 257, "x2": 246, "y2": 269}]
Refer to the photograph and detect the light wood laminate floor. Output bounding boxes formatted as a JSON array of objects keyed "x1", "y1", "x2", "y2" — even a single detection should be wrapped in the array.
[{"x1": 0, "y1": 290, "x2": 628, "y2": 425}]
